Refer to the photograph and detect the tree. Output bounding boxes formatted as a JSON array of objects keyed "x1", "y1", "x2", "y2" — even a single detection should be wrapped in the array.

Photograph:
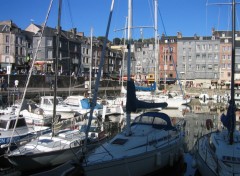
[
  {"x1": 113, "y1": 38, "x2": 121, "y2": 45},
  {"x1": 97, "y1": 36, "x2": 110, "y2": 43}
]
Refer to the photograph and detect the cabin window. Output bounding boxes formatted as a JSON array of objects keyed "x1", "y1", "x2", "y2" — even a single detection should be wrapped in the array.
[
  {"x1": 9, "y1": 119, "x2": 27, "y2": 129},
  {"x1": 0, "y1": 120, "x2": 8, "y2": 129}
]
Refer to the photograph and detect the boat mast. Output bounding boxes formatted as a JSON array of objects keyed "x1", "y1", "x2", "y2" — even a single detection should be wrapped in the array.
[
  {"x1": 154, "y1": 0, "x2": 159, "y2": 90},
  {"x1": 126, "y1": 0, "x2": 133, "y2": 136},
  {"x1": 230, "y1": 0, "x2": 236, "y2": 145},
  {"x1": 52, "y1": 0, "x2": 62, "y2": 136},
  {"x1": 89, "y1": 27, "x2": 93, "y2": 98},
  {"x1": 83, "y1": 0, "x2": 115, "y2": 149}
]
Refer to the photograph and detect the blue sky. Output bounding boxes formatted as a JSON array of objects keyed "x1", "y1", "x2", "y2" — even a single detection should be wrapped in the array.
[{"x1": 0, "y1": 0, "x2": 238, "y2": 40}]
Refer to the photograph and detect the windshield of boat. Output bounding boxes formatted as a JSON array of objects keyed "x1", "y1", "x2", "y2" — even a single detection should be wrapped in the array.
[
  {"x1": 8, "y1": 118, "x2": 27, "y2": 129},
  {"x1": 133, "y1": 115, "x2": 167, "y2": 126},
  {"x1": 0, "y1": 120, "x2": 8, "y2": 129}
]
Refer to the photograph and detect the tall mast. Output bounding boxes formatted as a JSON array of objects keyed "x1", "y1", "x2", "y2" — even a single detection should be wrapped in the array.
[
  {"x1": 53, "y1": 0, "x2": 62, "y2": 136},
  {"x1": 230, "y1": 0, "x2": 236, "y2": 145},
  {"x1": 126, "y1": 0, "x2": 132, "y2": 136},
  {"x1": 89, "y1": 27, "x2": 93, "y2": 98},
  {"x1": 154, "y1": 0, "x2": 159, "y2": 89}
]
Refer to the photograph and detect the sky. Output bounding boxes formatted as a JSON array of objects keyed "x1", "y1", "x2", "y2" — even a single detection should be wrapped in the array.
[{"x1": 0, "y1": 0, "x2": 239, "y2": 40}]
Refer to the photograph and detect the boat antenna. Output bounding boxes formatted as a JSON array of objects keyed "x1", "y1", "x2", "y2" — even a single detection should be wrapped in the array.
[
  {"x1": 83, "y1": 0, "x2": 115, "y2": 151},
  {"x1": 7, "y1": 0, "x2": 54, "y2": 152}
]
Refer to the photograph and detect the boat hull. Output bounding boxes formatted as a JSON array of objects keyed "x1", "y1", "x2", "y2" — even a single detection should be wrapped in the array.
[
  {"x1": 7, "y1": 146, "x2": 82, "y2": 172},
  {"x1": 83, "y1": 141, "x2": 183, "y2": 176},
  {"x1": 193, "y1": 136, "x2": 217, "y2": 176}
]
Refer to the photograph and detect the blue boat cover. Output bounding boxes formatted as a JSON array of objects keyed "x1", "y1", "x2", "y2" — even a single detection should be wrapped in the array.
[
  {"x1": 221, "y1": 101, "x2": 236, "y2": 132},
  {"x1": 135, "y1": 82, "x2": 156, "y2": 91},
  {"x1": 80, "y1": 98, "x2": 103, "y2": 109}
]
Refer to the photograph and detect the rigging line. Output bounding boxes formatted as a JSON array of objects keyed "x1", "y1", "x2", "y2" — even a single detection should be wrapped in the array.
[
  {"x1": 205, "y1": 0, "x2": 209, "y2": 38},
  {"x1": 148, "y1": 0, "x2": 154, "y2": 31},
  {"x1": 66, "y1": 0, "x2": 75, "y2": 28},
  {"x1": 228, "y1": 0, "x2": 232, "y2": 32},
  {"x1": 7, "y1": 0, "x2": 54, "y2": 153},
  {"x1": 157, "y1": 7, "x2": 185, "y2": 96},
  {"x1": 217, "y1": 5, "x2": 221, "y2": 31},
  {"x1": 83, "y1": 0, "x2": 115, "y2": 152}
]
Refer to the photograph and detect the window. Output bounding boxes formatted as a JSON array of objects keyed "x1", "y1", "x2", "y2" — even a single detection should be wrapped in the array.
[
  {"x1": 5, "y1": 46, "x2": 9, "y2": 53},
  {"x1": 196, "y1": 65, "x2": 199, "y2": 70},
  {"x1": 47, "y1": 39, "x2": 52, "y2": 46},
  {"x1": 222, "y1": 55, "x2": 226, "y2": 60},
  {"x1": 20, "y1": 47, "x2": 23, "y2": 55},
  {"x1": 228, "y1": 64, "x2": 231, "y2": 69},
  {"x1": 183, "y1": 56, "x2": 186, "y2": 62},
  {"x1": 47, "y1": 50, "x2": 52, "y2": 59},
  {"x1": 6, "y1": 35, "x2": 9, "y2": 43},
  {"x1": 202, "y1": 65, "x2": 206, "y2": 70},
  {"x1": 5, "y1": 56, "x2": 10, "y2": 63},
  {"x1": 208, "y1": 44, "x2": 212, "y2": 50},
  {"x1": 228, "y1": 72, "x2": 231, "y2": 77},
  {"x1": 208, "y1": 64, "x2": 212, "y2": 70},
  {"x1": 15, "y1": 47, "x2": 18, "y2": 55},
  {"x1": 215, "y1": 44, "x2": 218, "y2": 50},
  {"x1": 188, "y1": 56, "x2": 192, "y2": 61},
  {"x1": 202, "y1": 44, "x2": 206, "y2": 50},
  {"x1": 196, "y1": 54, "x2": 200, "y2": 60},
  {"x1": 214, "y1": 73, "x2": 217, "y2": 78},
  {"x1": 196, "y1": 45, "x2": 201, "y2": 51},
  {"x1": 188, "y1": 64, "x2": 192, "y2": 70},
  {"x1": 222, "y1": 64, "x2": 226, "y2": 69},
  {"x1": 202, "y1": 54, "x2": 206, "y2": 60}
]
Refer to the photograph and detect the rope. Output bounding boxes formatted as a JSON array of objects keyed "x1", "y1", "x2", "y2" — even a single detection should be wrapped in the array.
[{"x1": 7, "y1": 0, "x2": 54, "y2": 153}]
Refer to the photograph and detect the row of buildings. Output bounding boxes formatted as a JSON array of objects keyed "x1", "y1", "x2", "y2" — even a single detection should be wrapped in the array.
[{"x1": 0, "y1": 20, "x2": 239, "y2": 88}]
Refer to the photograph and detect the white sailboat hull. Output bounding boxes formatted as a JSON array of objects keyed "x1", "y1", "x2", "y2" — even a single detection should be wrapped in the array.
[
  {"x1": 83, "y1": 142, "x2": 183, "y2": 176},
  {"x1": 7, "y1": 146, "x2": 82, "y2": 172},
  {"x1": 193, "y1": 131, "x2": 240, "y2": 176},
  {"x1": 82, "y1": 112, "x2": 185, "y2": 176}
]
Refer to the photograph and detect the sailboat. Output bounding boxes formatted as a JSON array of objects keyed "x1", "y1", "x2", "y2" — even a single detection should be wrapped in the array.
[
  {"x1": 78, "y1": 1, "x2": 185, "y2": 176},
  {"x1": 192, "y1": 1, "x2": 240, "y2": 175},
  {"x1": 5, "y1": 0, "x2": 104, "y2": 172}
]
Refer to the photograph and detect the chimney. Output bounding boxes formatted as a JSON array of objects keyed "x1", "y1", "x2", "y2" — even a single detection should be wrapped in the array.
[{"x1": 177, "y1": 32, "x2": 182, "y2": 38}]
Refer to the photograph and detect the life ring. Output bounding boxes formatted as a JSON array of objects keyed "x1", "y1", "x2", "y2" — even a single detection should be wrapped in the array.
[{"x1": 206, "y1": 119, "x2": 213, "y2": 130}]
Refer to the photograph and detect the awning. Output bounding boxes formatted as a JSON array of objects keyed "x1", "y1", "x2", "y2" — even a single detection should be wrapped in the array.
[{"x1": 35, "y1": 61, "x2": 46, "y2": 65}]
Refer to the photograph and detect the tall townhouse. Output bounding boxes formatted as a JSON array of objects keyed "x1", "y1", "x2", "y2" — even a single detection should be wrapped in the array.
[
  {"x1": 159, "y1": 34, "x2": 178, "y2": 85},
  {"x1": 212, "y1": 30, "x2": 240, "y2": 88},
  {"x1": 25, "y1": 23, "x2": 82, "y2": 75},
  {"x1": 177, "y1": 33, "x2": 220, "y2": 88},
  {"x1": 134, "y1": 42, "x2": 155, "y2": 83},
  {"x1": 107, "y1": 48, "x2": 122, "y2": 78},
  {"x1": 0, "y1": 20, "x2": 28, "y2": 73}
]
